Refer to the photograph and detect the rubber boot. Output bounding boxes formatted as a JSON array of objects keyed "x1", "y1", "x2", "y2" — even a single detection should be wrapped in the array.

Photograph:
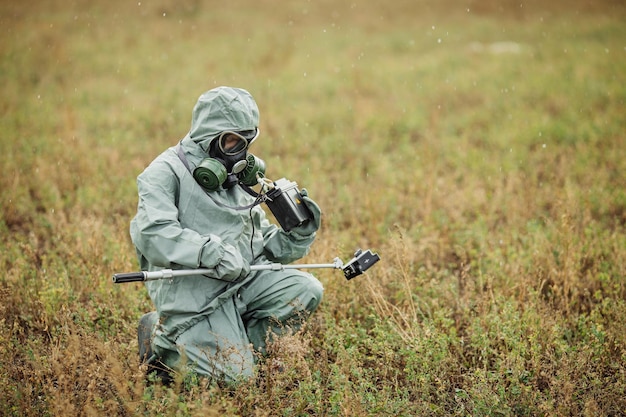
[
  {"x1": 138, "y1": 311, "x2": 172, "y2": 385},
  {"x1": 138, "y1": 311, "x2": 157, "y2": 362}
]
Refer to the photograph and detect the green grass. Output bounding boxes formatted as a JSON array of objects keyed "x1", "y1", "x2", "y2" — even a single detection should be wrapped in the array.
[{"x1": 1, "y1": 0, "x2": 625, "y2": 415}]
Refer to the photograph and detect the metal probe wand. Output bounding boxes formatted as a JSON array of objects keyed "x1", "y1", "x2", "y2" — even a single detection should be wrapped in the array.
[{"x1": 113, "y1": 249, "x2": 380, "y2": 283}]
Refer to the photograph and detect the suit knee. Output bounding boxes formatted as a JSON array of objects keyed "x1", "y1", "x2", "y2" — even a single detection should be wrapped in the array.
[{"x1": 299, "y1": 274, "x2": 324, "y2": 311}]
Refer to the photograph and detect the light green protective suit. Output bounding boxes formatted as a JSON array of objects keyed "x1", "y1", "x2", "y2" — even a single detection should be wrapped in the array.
[{"x1": 130, "y1": 87, "x2": 324, "y2": 382}]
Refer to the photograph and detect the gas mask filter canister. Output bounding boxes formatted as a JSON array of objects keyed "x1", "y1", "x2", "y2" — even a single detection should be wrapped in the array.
[{"x1": 193, "y1": 130, "x2": 265, "y2": 191}]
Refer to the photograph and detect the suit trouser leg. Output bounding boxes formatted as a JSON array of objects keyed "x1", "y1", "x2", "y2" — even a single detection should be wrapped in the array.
[
  {"x1": 155, "y1": 297, "x2": 256, "y2": 382},
  {"x1": 238, "y1": 268, "x2": 324, "y2": 354}
]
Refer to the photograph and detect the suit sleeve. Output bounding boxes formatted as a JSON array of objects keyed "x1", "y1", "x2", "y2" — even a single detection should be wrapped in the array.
[
  {"x1": 130, "y1": 160, "x2": 225, "y2": 269},
  {"x1": 257, "y1": 207, "x2": 316, "y2": 264}
]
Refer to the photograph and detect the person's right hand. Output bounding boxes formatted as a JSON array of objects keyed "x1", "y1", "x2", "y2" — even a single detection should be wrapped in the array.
[{"x1": 213, "y1": 243, "x2": 250, "y2": 281}]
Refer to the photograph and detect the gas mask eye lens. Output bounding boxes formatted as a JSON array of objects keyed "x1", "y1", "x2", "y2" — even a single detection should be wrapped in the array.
[{"x1": 218, "y1": 131, "x2": 249, "y2": 155}]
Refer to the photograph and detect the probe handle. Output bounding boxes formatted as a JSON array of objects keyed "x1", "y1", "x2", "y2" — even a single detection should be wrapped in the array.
[{"x1": 112, "y1": 272, "x2": 146, "y2": 284}]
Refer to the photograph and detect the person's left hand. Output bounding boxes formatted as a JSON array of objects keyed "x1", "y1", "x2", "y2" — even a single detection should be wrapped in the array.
[{"x1": 291, "y1": 188, "x2": 321, "y2": 236}]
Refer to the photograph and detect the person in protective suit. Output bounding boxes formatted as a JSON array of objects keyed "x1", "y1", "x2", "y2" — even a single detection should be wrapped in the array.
[{"x1": 130, "y1": 86, "x2": 324, "y2": 383}]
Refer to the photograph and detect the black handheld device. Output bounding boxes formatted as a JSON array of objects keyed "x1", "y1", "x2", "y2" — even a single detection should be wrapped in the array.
[{"x1": 264, "y1": 178, "x2": 313, "y2": 231}]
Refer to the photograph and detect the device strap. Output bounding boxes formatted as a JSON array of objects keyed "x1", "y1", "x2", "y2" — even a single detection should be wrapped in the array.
[{"x1": 176, "y1": 141, "x2": 193, "y2": 173}]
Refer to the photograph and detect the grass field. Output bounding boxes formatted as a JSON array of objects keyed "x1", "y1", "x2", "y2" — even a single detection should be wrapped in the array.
[{"x1": 1, "y1": 0, "x2": 625, "y2": 415}]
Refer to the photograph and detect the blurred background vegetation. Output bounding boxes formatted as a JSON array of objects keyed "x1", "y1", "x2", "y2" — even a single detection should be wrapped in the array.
[{"x1": 1, "y1": 0, "x2": 625, "y2": 415}]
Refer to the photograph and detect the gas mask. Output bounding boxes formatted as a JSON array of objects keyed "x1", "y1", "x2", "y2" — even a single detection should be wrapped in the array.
[{"x1": 193, "y1": 129, "x2": 266, "y2": 191}]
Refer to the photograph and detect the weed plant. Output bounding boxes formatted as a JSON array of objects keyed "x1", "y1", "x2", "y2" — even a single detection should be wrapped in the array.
[{"x1": 1, "y1": 0, "x2": 625, "y2": 415}]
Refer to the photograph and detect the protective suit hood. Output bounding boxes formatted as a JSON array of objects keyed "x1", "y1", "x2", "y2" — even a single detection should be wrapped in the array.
[{"x1": 187, "y1": 87, "x2": 260, "y2": 154}]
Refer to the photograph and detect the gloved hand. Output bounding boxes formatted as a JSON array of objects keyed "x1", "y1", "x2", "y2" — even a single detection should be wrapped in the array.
[
  {"x1": 211, "y1": 243, "x2": 250, "y2": 281},
  {"x1": 291, "y1": 188, "x2": 322, "y2": 236}
]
